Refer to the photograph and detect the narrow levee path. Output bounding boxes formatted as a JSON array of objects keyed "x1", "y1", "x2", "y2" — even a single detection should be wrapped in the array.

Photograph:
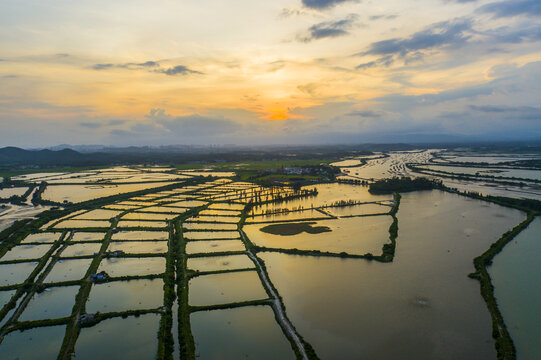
[{"x1": 239, "y1": 228, "x2": 309, "y2": 360}]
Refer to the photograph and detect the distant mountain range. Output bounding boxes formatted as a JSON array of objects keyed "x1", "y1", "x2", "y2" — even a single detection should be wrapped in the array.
[{"x1": 1, "y1": 140, "x2": 540, "y2": 169}]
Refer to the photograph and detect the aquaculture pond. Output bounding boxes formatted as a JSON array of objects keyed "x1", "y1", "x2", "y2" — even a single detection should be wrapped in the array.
[
  {"x1": 187, "y1": 215, "x2": 239, "y2": 223},
  {"x1": 21, "y1": 232, "x2": 61, "y2": 244},
  {"x1": 0, "y1": 325, "x2": 66, "y2": 360},
  {"x1": 250, "y1": 183, "x2": 391, "y2": 214},
  {"x1": 122, "y1": 212, "x2": 177, "y2": 221},
  {"x1": 185, "y1": 239, "x2": 245, "y2": 254},
  {"x1": 0, "y1": 186, "x2": 29, "y2": 198},
  {"x1": 420, "y1": 164, "x2": 541, "y2": 181},
  {"x1": 326, "y1": 203, "x2": 390, "y2": 217},
  {"x1": 19, "y1": 285, "x2": 79, "y2": 321},
  {"x1": 191, "y1": 306, "x2": 294, "y2": 360},
  {"x1": 187, "y1": 254, "x2": 254, "y2": 272},
  {"x1": 1, "y1": 261, "x2": 38, "y2": 286},
  {"x1": 183, "y1": 231, "x2": 240, "y2": 240},
  {"x1": 97, "y1": 257, "x2": 165, "y2": 277},
  {"x1": 244, "y1": 216, "x2": 393, "y2": 255},
  {"x1": 183, "y1": 222, "x2": 238, "y2": 231},
  {"x1": 0, "y1": 244, "x2": 52, "y2": 261},
  {"x1": 44, "y1": 258, "x2": 93, "y2": 283},
  {"x1": 116, "y1": 220, "x2": 168, "y2": 229},
  {"x1": 189, "y1": 271, "x2": 268, "y2": 306},
  {"x1": 489, "y1": 217, "x2": 541, "y2": 360},
  {"x1": 70, "y1": 232, "x2": 106, "y2": 242},
  {"x1": 0, "y1": 290, "x2": 15, "y2": 308},
  {"x1": 208, "y1": 203, "x2": 246, "y2": 211},
  {"x1": 72, "y1": 209, "x2": 122, "y2": 220},
  {"x1": 54, "y1": 219, "x2": 111, "y2": 229},
  {"x1": 41, "y1": 182, "x2": 174, "y2": 203},
  {"x1": 260, "y1": 190, "x2": 524, "y2": 360},
  {"x1": 111, "y1": 230, "x2": 169, "y2": 241},
  {"x1": 246, "y1": 209, "x2": 331, "y2": 223},
  {"x1": 73, "y1": 313, "x2": 160, "y2": 360},
  {"x1": 85, "y1": 279, "x2": 164, "y2": 313},
  {"x1": 60, "y1": 243, "x2": 102, "y2": 258},
  {"x1": 107, "y1": 241, "x2": 168, "y2": 254}
]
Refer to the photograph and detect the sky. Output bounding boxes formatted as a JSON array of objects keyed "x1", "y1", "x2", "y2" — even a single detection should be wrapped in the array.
[{"x1": 0, "y1": 0, "x2": 540, "y2": 147}]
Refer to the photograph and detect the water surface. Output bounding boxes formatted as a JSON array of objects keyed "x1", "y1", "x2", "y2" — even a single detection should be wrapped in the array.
[
  {"x1": 191, "y1": 306, "x2": 294, "y2": 359},
  {"x1": 490, "y1": 217, "x2": 541, "y2": 360},
  {"x1": 73, "y1": 313, "x2": 160, "y2": 360},
  {"x1": 260, "y1": 190, "x2": 524, "y2": 359}
]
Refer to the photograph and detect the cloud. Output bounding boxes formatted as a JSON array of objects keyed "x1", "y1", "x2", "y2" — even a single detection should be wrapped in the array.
[
  {"x1": 299, "y1": 15, "x2": 358, "y2": 42},
  {"x1": 91, "y1": 61, "x2": 200, "y2": 76},
  {"x1": 359, "y1": 18, "x2": 472, "y2": 57},
  {"x1": 469, "y1": 105, "x2": 541, "y2": 119},
  {"x1": 145, "y1": 108, "x2": 240, "y2": 137},
  {"x1": 157, "y1": 65, "x2": 202, "y2": 76},
  {"x1": 356, "y1": 55, "x2": 394, "y2": 69},
  {"x1": 477, "y1": 0, "x2": 541, "y2": 18},
  {"x1": 485, "y1": 22, "x2": 541, "y2": 44},
  {"x1": 78, "y1": 119, "x2": 126, "y2": 129},
  {"x1": 347, "y1": 110, "x2": 383, "y2": 117},
  {"x1": 92, "y1": 63, "x2": 115, "y2": 70},
  {"x1": 79, "y1": 122, "x2": 102, "y2": 129},
  {"x1": 301, "y1": 0, "x2": 356, "y2": 10},
  {"x1": 369, "y1": 14, "x2": 397, "y2": 21}
]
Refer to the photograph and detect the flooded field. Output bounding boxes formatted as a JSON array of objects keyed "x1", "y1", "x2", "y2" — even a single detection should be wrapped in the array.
[{"x1": 1, "y1": 164, "x2": 538, "y2": 360}]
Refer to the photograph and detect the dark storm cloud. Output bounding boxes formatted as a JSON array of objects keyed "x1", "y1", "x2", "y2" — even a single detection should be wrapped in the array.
[
  {"x1": 359, "y1": 19, "x2": 472, "y2": 57},
  {"x1": 157, "y1": 65, "x2": 202, "y2": 76},
  {"x1": 300, "y1": 15, "x2": 358, "y2": 42},
  {"x1": 477, "y1": 0, "x2": 541, "y2": 18},
  {"x1": 301, "y1": 0, "x2": 356, "y2": 10}
]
